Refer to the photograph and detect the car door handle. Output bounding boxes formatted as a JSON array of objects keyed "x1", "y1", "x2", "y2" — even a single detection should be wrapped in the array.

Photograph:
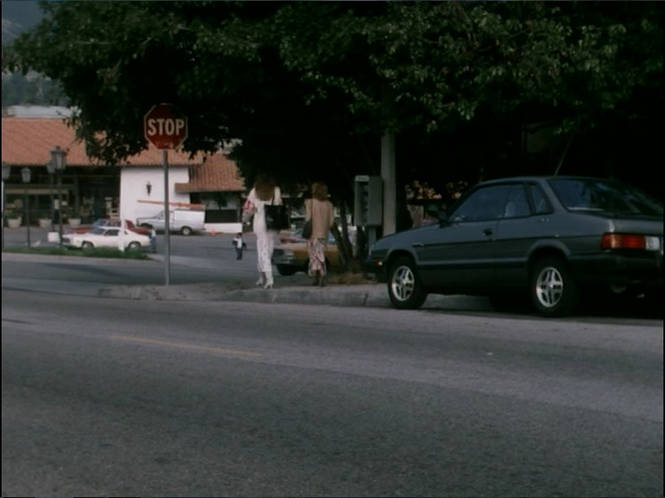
[
  {"x1": 412, "y1": 242, "x2": 425, "y2": 248},
  {"x1": 483, "y1": 228, "x2": 493, "y2": 236}
]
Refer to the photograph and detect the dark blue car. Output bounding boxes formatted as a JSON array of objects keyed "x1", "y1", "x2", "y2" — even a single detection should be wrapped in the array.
[{"x1": 366, "y1": 176, "x2": 663, "y2": 316}]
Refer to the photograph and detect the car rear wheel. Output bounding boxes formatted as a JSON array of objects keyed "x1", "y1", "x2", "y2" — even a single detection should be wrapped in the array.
[
  {"x1": 81, "y1": 241, "x2": 94, "y2": 250},
  {"x1": 388, "y1": 256, "x2": 427, "y2": 309},
  {"x1": 181, "y1": 226, "x2": 192, "y2": 236},
  {"x1": 530, "y1": 256, "x2": 579, "y2": 317},
  {"x1": 127, "y1": 241, "x2": 141, "y2": 250}
]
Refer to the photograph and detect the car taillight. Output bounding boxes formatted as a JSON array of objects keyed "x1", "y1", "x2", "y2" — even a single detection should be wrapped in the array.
[{"x1": 601, "y1": 233, "x2": 656, "y2": 250}]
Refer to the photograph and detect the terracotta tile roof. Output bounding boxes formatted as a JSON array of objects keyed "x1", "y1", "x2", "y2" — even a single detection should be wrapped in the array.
[
  {"x1": 1, "y1": 116, "x2": 201, "y2": 166},
  {"x1": 175, "y1": 152, "x2": 246, "y2": 193}
]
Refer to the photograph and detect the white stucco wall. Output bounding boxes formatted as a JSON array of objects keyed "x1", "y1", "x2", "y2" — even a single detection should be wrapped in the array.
[{"x1": 120, "y1": 167, "x2": 190, "y2": 224}]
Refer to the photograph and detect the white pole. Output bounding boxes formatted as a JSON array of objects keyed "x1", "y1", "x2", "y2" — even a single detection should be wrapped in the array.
[
  {"x1": 118, "y1": 217, "x2": 125, "y2": 252},
  {"x1": 381, "y1": 131, "x2": 396, "y2": 235},
  {"x1": 163, "y1": 149, "x2": 171, "y2": 285}
]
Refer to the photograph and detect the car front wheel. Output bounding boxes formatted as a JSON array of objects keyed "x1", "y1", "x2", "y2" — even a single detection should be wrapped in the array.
[
  {"x1": 388, "y1": 256, "x2": 427, "y2": 309},
  {"x1": 530, "y1": 256, "x2": 579, "y2": 317},
  {"x1": 181, "y1": 226, "x2": 192, "y2": 236},
  {"x1": 81, "y1": 241, "x2": 94, "y2": 250},
  {"x1": 127, "y1": 241, "x2": 141, "y2": 250}
]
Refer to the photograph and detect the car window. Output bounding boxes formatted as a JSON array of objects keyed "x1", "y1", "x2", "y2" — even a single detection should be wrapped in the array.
[
  {"x1": 105, "y1": 229, "x2": 120, "y2": 236},
  {"x1": 451, "y1": 185, "x2": 510, "y2": 222},
  {"x1": 528, "y1": 184, "x2": 552, "y2": 214},
  {"x1": 549, "y1": 178, "x2": 663, "y2": 216},
  {"x1": 501, "y1": 185, "x2": 530, "y2": 218},
  {"x1": 91, "y1": 228, "x2": 105, "y2": 235}
]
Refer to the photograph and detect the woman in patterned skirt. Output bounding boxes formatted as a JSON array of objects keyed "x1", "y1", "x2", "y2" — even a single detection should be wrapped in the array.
[{"x1": 305, "y1": 182, "x2": 334, "y2": 286}]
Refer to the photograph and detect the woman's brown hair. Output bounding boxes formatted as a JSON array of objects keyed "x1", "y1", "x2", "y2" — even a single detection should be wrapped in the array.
[
  {"x1": 311, "y1": 182, "x2": 328, "y2": 201},
  {"x1": 254, "y1": 173, "x2": 276, "y2": 201}
]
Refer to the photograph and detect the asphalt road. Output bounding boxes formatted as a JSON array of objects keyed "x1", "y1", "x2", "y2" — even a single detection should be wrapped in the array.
[
  {"x1": 2, "y1": 228, "x2": 314, "y2": 290},
  {"x1": 2, "y1": 288, "x2": 662, "y2": 496}
]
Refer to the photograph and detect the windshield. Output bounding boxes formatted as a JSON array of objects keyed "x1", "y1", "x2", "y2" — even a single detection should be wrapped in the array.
[{"x1": 549, "y1": 179, "x2": 663, "y2": 217}]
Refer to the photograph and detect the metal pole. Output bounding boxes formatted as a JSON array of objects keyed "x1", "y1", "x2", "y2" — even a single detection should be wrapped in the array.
[
  {"x1": 24, "y1": 187, "x2": 31, "y2": 247},
  {"x1": 163, "y1": 149, "x2": 171, "y2": 285},
  {"x1": 49, "y1": 172, "x2": 54, "y2": 222},
  {"x1": 1, "y1": 179, "x2": 5, "y2": 250},
  {"x1": 58, "y1": 171, "x2": 63, "y2": 249},
  {"x1": 381, "y1": 131, "x2": 396, "y2": 236}
]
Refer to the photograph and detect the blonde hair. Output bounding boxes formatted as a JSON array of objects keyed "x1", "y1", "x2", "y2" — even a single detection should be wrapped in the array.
[
  {"x1": 312, "y1": 182, "x2": 328, "y2": 201},
  {"x1": 254, "y1": 173, "x2": 276, "y2": 201}
]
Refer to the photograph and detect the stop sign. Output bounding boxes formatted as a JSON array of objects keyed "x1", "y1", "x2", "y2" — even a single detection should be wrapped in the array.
[{"x1": 144, "y1": 103, "x2": 188, "y2": 149}]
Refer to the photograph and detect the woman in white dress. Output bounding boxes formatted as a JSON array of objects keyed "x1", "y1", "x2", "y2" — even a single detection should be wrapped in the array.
[{"x1": 244, "y1": 173, "x2": 282, "y2": 288}]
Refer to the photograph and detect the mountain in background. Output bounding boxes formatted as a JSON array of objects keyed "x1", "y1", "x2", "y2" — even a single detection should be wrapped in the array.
[
  {"x1": 2, "y1": 1, "x2": 68, "y2": 108},
  {"x1": 2, "y1": 0, "x2": 44, "y2": 45}
]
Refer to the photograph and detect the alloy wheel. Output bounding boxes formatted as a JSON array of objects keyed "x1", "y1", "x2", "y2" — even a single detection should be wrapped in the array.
[
  {"x1": 391, "y1": 265, "x2": 415, "y2": 302},
  {"x1": 535, "y1": 266, "x2": 564, "y2": 308}
]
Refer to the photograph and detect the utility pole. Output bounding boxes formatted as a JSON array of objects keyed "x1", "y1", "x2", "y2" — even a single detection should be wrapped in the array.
[{"x1": 381, "y1": 131, "x2": 396, "y2": 236}]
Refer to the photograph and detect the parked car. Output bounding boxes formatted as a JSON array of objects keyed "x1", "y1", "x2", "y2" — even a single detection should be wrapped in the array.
[
  {"x1": 62, "y1": 226, "x2": 152, "y2": 251},
  {"x1": 136, "y1": 209, "x2": 205, "y2": 235},
  {"x1": 366, "y1": 176, "x2": 663, "y2": 316},
  {"x1": 70, "y1": 218, "x2": 153, "y2": 237},
  {"x1": 272, "y1": 229, "x2": 341, "y2": 275}
]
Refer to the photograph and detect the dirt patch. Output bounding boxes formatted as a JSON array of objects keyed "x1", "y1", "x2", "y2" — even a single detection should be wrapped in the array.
[{"x1": 326, "y1": 272, "x2": 377, "y2": 285}]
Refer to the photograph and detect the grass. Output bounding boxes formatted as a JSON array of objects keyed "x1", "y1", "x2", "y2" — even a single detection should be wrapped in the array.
[{"x1": 3, "y1": 246, "x2": 149, "y2": 260}]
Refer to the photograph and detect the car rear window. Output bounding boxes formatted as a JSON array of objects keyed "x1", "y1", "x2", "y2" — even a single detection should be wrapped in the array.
[{"x1": 549, "y1": 179, "x2": 663, "y2": 217}]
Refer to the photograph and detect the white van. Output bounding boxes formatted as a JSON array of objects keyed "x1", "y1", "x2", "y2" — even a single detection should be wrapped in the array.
[{"x1": 136, "y1": 209, "x2": 205, "y2": 235}]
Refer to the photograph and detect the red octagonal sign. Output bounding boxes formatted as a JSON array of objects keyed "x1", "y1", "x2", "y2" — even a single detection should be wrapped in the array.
[{"x1": 144, "y1": 103, "x2": 188, "y2": 150}]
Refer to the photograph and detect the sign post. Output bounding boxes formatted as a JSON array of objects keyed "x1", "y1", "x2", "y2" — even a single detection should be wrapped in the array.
[{"x1": 144, "y1": 103, "x2": 188, "y2": 286}]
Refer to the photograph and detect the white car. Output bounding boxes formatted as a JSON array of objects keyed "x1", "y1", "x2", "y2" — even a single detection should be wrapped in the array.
[{"x1": 62, "y1": 226, "x2": 151, "y2": 250}]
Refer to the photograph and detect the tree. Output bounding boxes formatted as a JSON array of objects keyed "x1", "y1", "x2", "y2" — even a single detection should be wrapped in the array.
[{"x1": 4, "y1": 1, "x2": 661, "y2": 201}]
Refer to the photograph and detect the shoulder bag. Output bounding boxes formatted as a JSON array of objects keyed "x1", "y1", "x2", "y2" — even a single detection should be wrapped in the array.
[
  {"x1": 302, "y1": 199, "x2": 313, "y2": 239},
  {"x1": 302, "y1": 219, "x2": 312, "y2": 239},
  {"x1": 264, "y1": 193, "x2": 290, "y2": 230}
]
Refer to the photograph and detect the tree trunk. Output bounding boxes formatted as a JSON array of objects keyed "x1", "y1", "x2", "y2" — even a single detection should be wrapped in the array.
[{"x1": 331, "y1": 202, "x2": 362, "y2": 273}]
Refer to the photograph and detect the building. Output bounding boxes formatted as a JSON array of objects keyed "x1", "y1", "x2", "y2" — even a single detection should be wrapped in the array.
[{"x1": 1, "y1": 107, "x2": 247, "y2": 233}]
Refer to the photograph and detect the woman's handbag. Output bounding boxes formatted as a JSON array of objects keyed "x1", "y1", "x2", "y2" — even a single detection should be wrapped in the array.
[
  {"x1": 264, "y1": 196, "x2": 290, "y2": 230},
  {"x1": 302, "y1": 219, "x2": 312, "y2": 239}
]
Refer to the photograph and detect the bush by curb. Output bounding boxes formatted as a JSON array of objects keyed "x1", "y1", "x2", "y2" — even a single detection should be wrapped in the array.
[{"x1": 2, "y1": 246, "x2": 148, "y2": 260}]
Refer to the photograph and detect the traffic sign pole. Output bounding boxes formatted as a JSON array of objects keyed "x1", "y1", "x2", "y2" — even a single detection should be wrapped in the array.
[
  {"x1": 144, "y1": 103, "x2": 187, "y2": 287},
  {"x1": 163, "y1": 149, "x2": 171, "y2": 286}
]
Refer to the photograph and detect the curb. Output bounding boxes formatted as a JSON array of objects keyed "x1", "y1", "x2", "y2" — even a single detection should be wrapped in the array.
[
  {"x1": 96, "y1": 282, "x2": 491, "y2": 311},
  {"x1": 98, "y1": 283, "x2": 386, "y2": 307}
]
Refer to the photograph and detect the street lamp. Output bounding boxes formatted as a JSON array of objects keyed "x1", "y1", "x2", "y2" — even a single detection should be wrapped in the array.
[
  {"x1": 21, "y1": 167, "x2": 32, "y2": 248},
  {"x1": 49, "y1": 146, "x2": 66, "y2": 248},
  {"x1": 2, "y1": 163, "x2": 11, "y2": 249}
]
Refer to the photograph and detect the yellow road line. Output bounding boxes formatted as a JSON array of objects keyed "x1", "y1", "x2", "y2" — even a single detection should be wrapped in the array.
[{"x1": 111, "y1": 334, "x2": 262, "y2": 357}]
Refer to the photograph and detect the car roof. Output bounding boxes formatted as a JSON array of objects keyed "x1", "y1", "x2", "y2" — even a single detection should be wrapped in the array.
[{"x1": 477, "y1": 175, "x2": 620, "y2": 186}]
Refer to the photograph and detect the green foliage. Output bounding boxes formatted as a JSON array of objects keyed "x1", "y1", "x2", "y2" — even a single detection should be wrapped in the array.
[
  {"x1": 3, "y1": 1, "x2": 662, "y2": 200},
  {"x1": 1, "y1": 72, "x2": 69, "y2": 107},
  {"x1": 3, "y1": 246, "x2": 148, "y2": 259}
]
